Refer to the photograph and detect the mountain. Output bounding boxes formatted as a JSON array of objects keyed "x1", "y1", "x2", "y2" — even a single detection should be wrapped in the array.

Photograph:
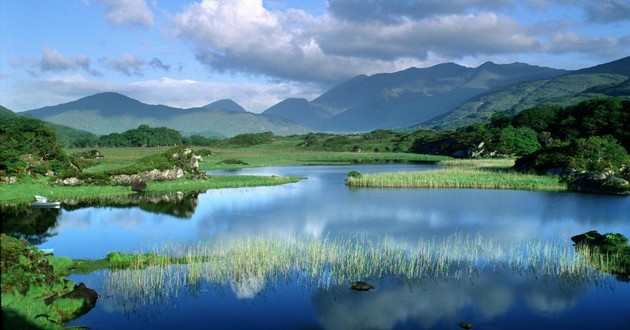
[
  {"x1": 21, "y1": 93, "x2": 309, "y2": 137},
  {"x1": 203, "y1": 99, "x2": 247, "y2": 113},
  {"x1": 0, "y1": 105, "x2": 16, "y2": 119},
  {"x1": 263, "y1": 98, "x2": 332, "y2": 129},
  {"x1": 262, "y1": 61, "x2": 567, "y2": 132},
  {"x1": 419, "y1": 56, "x2": 630, "y2": 130}
]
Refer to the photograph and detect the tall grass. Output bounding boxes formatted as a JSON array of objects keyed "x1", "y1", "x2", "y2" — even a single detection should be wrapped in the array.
[
  {"x1": 346, "y1": 158, "x2": 566, "y2": 191},
  {"x1": 103, "y1": 233, "x2": 614, "y2": 308},
  {"x1": 346, "y1": 168, "x2": 566, "y2": 191}
]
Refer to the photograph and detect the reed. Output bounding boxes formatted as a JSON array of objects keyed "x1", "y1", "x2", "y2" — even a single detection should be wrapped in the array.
[
  {"x1": 346, "y1": 168, "x2": 566, "y2": 191},
  {"x1": 102, "y1": 233, "x2": 616, "y2": 307}
]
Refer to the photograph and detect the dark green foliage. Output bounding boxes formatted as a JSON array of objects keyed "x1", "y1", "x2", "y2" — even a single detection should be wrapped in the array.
[
  {"x1": 347, "y1": 170, "x2": 363, "y2": 179},
  {"x1": 570, "y1": 136, "x2": 629, "y2": 172},
  {"x1": 186, "y1": 134, "x2": 218, "y2": 146},
  {"x1": 0, "y1": 105, "x2": 16, "y2": 119},
  {"x1": 494, "y1": 126, "x2": 540, "y2": 156},
  {"x1": 571, "y1": 230, "x2": 630, "y2": 276},
  {"x1": 512, "y1": 105, "x2": 562, "y2": 132},
  {"x1": 217, "y1": 159, "x2": 249, "y2": 165},
  {"x1": 216, "y1": 131, "x2": 275, "y2": 147},
  {"x1": 99, "y1": 124, "x2": 184, "y2": 147},
  {"x1": 1, "y1": 234, "x2": 58, "y2": 295},
  {"x1": 52, "y1": 123, "x2": 99, "y2": 148},
  {"x1": 0, "y1": 116, "x2": 76, "y2": 177},
  {"x1": 552, "y1": 98, "x2": 630, "y2": 151},
  {"x1": 514, "y1": 136, "x2": 629, "y2": 173}
]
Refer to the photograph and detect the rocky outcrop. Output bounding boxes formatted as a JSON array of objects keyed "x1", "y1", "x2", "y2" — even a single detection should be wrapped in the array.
[
  {"x1": 112, "y1": 168, "x2": 185, "y2": 185},
  {"x1": 55, "y1": 177, "x2": 85, "y2": 186},
  {"x1": 56, "y1": 147, "x2": 205, "y2": 187},
  {"x1": 567, "y1": 171, "x2": 630, "y2": 195}
]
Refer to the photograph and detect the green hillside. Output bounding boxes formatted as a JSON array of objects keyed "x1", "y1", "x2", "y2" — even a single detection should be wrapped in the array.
[
  {"x1": 22, "y1": 93, "x2": 310, "y2": 137},
  {"x1": 419, "y1": 73, "x2": 630, "y2": 130},
  {"x1": 0, "y1": 105, "x2": 16, "y2": 119}
]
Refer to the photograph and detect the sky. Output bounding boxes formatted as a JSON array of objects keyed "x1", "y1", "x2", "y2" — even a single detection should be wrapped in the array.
[{"x1": 1, "y1": 0, "x2": 629, "y2": 113}]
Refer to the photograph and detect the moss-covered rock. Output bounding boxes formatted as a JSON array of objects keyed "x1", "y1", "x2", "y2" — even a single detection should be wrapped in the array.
[{"x1": 1, "y1": 234, "x2": 99, "y2": 328}]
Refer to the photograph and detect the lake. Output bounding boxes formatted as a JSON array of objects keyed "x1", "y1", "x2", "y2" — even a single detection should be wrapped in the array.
[{"x1": 4, "y1": 164, "x2": 630, "y2": 329}]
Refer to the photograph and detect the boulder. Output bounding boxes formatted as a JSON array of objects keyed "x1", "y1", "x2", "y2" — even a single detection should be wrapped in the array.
[
  {"x1": 55, "y1": 177, "x2": 85, "y2": 186},
  {"x1": 350, "y1": 281, "x2": 375, "y2": 291},
  {"x1": 44, "y1": 282, "x2": 99, "y2": 322}
]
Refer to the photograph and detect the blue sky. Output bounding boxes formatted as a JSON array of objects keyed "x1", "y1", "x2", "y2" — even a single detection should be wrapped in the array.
[{"x1": 1, "y1": 0, "x2": 629, "y2": 113}]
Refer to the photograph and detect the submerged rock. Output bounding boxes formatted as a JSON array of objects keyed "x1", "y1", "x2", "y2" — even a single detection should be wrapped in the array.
[
  {"x1": 459, "y1": 322, "x2": 473, "y2": 329},
  {"x1": 350, "y1": 281, "x2": 375, "y2": 291}
]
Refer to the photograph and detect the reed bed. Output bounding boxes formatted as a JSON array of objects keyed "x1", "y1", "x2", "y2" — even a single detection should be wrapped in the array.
[
  {"x1": 346, "y1": 168, "x2": 566, "y2": 191},
  {"x1": 103, "y1": 233, "x2": 613, "y2": 307}
]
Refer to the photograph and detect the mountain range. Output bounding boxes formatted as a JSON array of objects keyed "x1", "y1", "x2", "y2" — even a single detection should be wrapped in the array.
[{"x1": 11, "y1": 56, "x2": 630, "y2": 136}]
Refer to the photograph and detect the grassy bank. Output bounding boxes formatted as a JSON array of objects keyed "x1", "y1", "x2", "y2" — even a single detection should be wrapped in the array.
[
  {"x1": 347, "y1": 158, "x2": 567, "y2": 191},
  {"x1": 0, "y1": 175, "x2": 301, "y2": 205}
]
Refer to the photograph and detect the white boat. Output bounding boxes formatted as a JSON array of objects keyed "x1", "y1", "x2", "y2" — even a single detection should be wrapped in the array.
[
  {"x1": 32, "y1": 201, "x2": 61, "y2": 208},
  {"x1": 32, "y1": 195, "x2": 61, "y2": 208},
  {"x1": 40, "y1": 248, "x2": 54, "y2": 255}
]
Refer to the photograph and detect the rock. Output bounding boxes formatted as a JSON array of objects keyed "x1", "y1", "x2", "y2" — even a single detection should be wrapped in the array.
[
  {"x1": 56, "y1": 177, "x2": 85, "y2": 186},
  {"x1": 73, "y1": 149, "x2": 104, "y2": 159},
  {"x1": 459, "y1": 322, "x2": 473, "y2": 329},
  {"x1": 571, "y1": 230, "x2": 605, "y2": 246},
  {"x1": 1, "y1": 176, "x2": 18, "y2": 184},
  {"x1": 44, "y1": 282, "x2": 98, "y2": 323},
  {"x1": 568, "y1": 172, "x2": 630, "y2": 195},
  {"x1": 350, "y1": 281, "x2": 375, "y2": 291},
  {"x1": 131, "y1": 180, "x2": 147, "y2": 192}
]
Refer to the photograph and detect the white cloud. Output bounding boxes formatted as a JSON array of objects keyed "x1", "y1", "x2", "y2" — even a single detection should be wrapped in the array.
[
  {"x1": 32, "y1": 48, "x2": 101, "y2": 76},
  {"x1": 99, "y1": 0, "x2": 154, "y2": 28},
  {"x1": 103, "y1": 54, "x2": 145, "y2": 76}
]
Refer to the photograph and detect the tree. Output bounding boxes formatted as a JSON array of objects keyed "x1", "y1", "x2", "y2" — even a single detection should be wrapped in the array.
[
  {"x1": 494, "y1": 126, "x2": 541, "y2": 156},
  {"x1": 570, "y1": 136, "x2": 629, "y2": 172},
  {"x1": 0, "y1": 116, "x2": 73, "y2": 176}
]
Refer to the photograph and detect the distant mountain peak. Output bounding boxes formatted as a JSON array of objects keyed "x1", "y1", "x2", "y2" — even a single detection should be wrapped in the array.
[{"x1": 203, "y1": 99, "x2": 247, "y2": 113}]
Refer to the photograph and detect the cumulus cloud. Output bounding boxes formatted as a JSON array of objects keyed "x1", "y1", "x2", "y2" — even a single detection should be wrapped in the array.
[
  {"x1": 99, "y1": 0, "x2": 154, "y2": 28},
  {"x1": 103, "y1": 54, "x2": 145, "y2": 76},
  {"x1": 315, "y1": 12, "x2": 538, "y2": 60},
  {"x1": 171, "y1": 0, "x2": 456, "y2": 83},
  {"x1": 34, "y1": 48, "x2": 101, "y2": 76},
  {"x1": 166, "y1": 0, "x2": 630, "y2": 86},
  {"x1": 167, "y1": 0, "x2": 556, "y2": 85}
]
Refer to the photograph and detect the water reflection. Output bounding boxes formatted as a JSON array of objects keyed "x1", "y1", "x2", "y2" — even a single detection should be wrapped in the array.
[
  {"x1": 79, "y1": 267, "x2": 627, "y2": 330},
  {"x1": 0, "y1": 191, "x2": 200, "y2": 248},
  {"x1": 0, "y1": 204, "x2": 60, "y2": 245}
]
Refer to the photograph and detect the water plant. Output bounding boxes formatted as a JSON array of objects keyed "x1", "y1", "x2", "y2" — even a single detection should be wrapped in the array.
[{"x1": 100, "y1": 233, "x2": 620, "y2": 311}]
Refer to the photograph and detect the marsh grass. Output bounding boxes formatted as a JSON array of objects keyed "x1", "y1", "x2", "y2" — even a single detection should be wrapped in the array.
[
  {"x1": 103, "y1": 233, "x2": 615, "y2": 307},
  {"x1": 346, "y1": 158, "x2": 566, "y2": 191}
]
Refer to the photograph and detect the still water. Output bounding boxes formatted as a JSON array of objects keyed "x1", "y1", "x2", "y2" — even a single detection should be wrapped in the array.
[{"x1": 5, "y1": 164, "x2": 630, "y2": 329}]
